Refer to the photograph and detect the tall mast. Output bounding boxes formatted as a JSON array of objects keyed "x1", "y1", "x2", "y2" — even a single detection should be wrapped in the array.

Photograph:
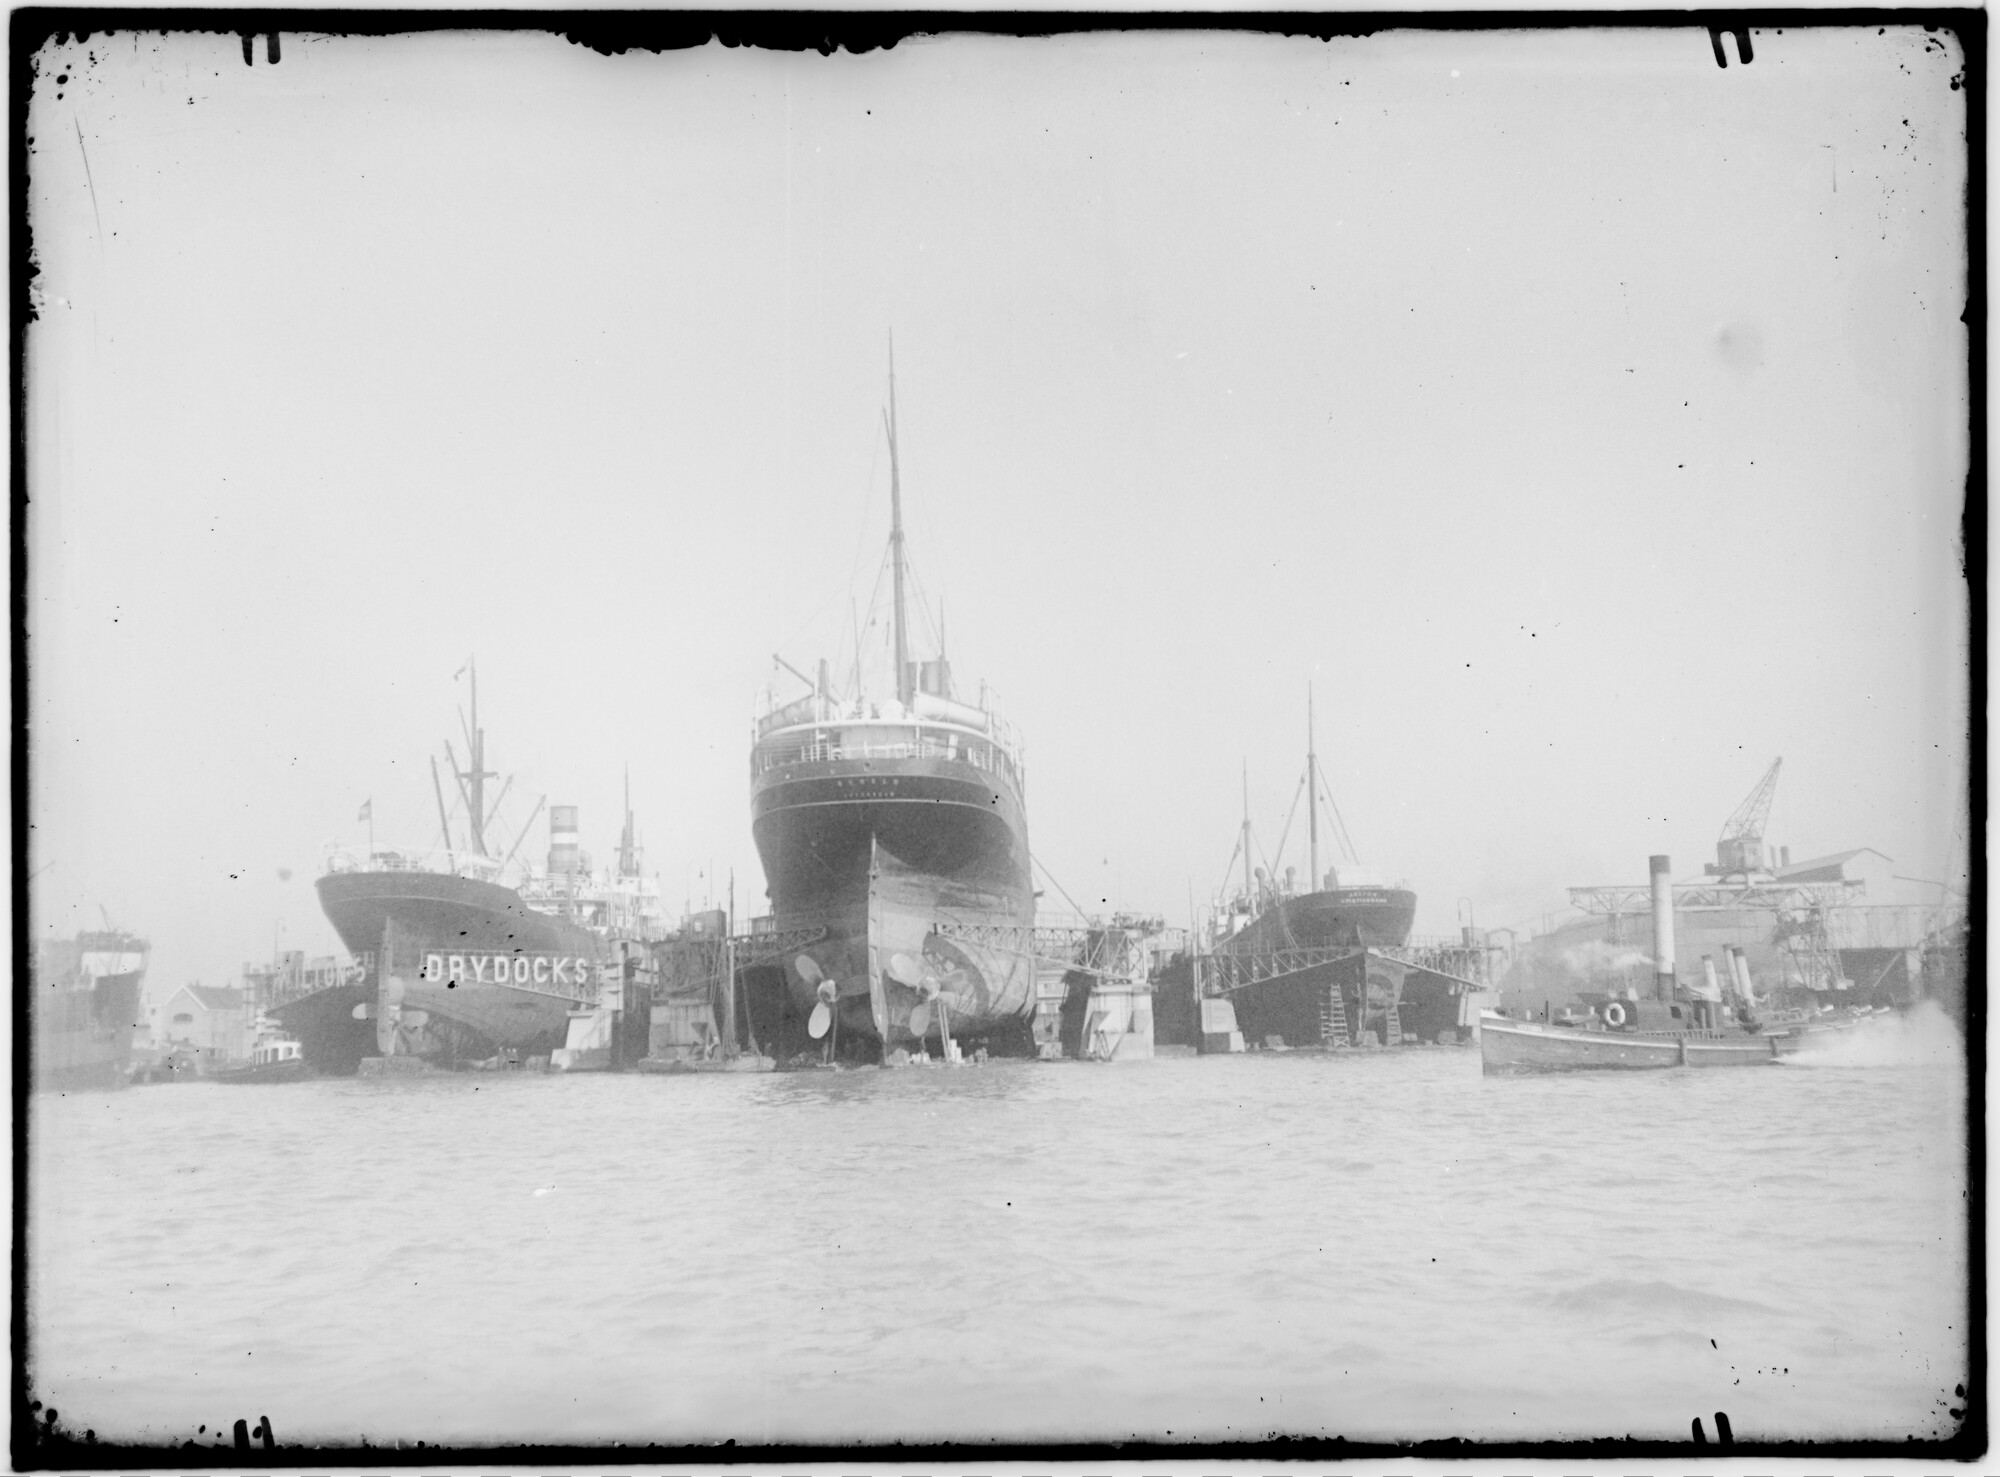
[
  {"x1": 1307, "y1": 685, "x2": 1319, "y2": 890},
  {"x1": 886, "y1": 334, "x2": 913, "y2": 707},
  {"x1": 1241, "y1": 761, "x2": 1254, "y2": 902},
  {"x1": 453, "y1": 656, "x2": 496, "y2": 857},
  {"x1": 469, "y1": 657, "x2": 486, "y2": 855},
  {"x1": 619, "y1": 765, "x2": 635, "y2": 877}
]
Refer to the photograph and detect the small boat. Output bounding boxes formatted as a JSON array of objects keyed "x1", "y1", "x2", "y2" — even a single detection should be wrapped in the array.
[
  {"x1": 1479, "y1": 1004, "x2": 1784, "y2": 1073},
  {"x1": 210, "y1": 1020, "x2": 311, "y2": 1083},
  {"x1": 1481, "y1": 851, "x2": 1802, "y2": 1075}
]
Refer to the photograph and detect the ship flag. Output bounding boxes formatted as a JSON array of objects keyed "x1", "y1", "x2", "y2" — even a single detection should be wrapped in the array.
[{"x1": 357, "y1": 799, "x2": 372, "y2": 823}]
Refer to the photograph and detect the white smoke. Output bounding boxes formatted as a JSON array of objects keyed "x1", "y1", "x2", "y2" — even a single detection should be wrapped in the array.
[
  {"x1": 1558, "y1": 941, "x2": 1654, "y2": 974},
  {"x1": 1783, "y1": 1000, "x2": 1964, "y2": 1068}
]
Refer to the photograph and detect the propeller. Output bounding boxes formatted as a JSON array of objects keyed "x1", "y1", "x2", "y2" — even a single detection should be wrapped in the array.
[
  {"x1": 795, "y1": 954, "x2": 824, "y2": 986},
  {"x1": 372, "y1": 976, "x2": 433, "y2": 1055},
  {"x1": 807, "y1": 978, "x2": 837, "y2": 1040},
  {"x1": 886, "y1": 953, "x2": 924, "y2": 989}
]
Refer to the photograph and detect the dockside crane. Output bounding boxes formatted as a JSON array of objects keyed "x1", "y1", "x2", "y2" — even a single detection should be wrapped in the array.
[{"x1": 1705, "y1": 757, "x2": 1782, "y2": 878}]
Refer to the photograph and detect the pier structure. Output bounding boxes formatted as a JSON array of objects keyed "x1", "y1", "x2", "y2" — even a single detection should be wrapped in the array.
[
  {"x1": 1165, "y1": 933, "x2": 1495, "y2": 1052},
  {"x1": 640, "y1": 909, "x2": 1179, "y2": 1065},
  {"x1": 1545, "y1": 850, "x2": 1964, "y2": 1011}
]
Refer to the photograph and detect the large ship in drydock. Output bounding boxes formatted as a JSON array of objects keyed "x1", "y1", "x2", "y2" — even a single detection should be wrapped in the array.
[
  {"x1": 279, "y1": 664, "x2": 669, "y2": 1069},
  {"x1": 748, "y1": 354, "x2": 1037, "y2": 1060}
]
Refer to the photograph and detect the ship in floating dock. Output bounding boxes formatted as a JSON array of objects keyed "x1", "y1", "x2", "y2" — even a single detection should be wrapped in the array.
[
  {"x1": 1212, "y1": 697, "x2": 1417, "y2": 959},
  {"x1": 1202, "y1": 699, "x2": 1456, "y2": 1049},
  {"x1": 746, "y1": 350, "x2": 1037, "y2": 1061},
  {"x1": 282, "y1": 663, "x2": 668, "y2": 1070}
]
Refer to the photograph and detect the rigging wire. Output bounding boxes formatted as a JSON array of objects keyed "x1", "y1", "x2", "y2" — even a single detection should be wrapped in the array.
[
  {"x1": 1031, "y1": 853, "x2": 1090, "y2": 923},
  {"x1": 1269, "y1": 769, "x2": 1307, "y2": 881}
]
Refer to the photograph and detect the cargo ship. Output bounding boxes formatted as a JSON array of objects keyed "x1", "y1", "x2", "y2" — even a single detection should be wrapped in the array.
[
  {"x1": 280, "y1": 664, "x2": 668, "y2": 1069},
  {"x1": 1206, "y1": 702, "x2": 1429, "y2": 1047},
  {"x1": 1211, "y1": 701, "x2": 1418, "y2": 956},
  {"x1": 747, "y1": 351, "x2": 1037, "y2": 1061},
  {"x1": 31, "y1": 929, "x2": 148, "y2": 1091}
]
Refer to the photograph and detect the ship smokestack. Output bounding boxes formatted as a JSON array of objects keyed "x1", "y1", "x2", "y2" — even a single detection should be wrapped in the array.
[
  {"x1": 549, "y1": 805, "x2": 581, "y2": 878},
  {"x1": 1728, "y1": 945, "x2": 1757, "y2": 1006},
  {"x1": 1649, "y1": 854, "x2": 1675, "y2": 1002}
]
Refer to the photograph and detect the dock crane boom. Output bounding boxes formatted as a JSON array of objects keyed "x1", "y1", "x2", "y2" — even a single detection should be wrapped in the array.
[{"x1": 1707, "y1": 757, "x2": 1782, "y2": 877}]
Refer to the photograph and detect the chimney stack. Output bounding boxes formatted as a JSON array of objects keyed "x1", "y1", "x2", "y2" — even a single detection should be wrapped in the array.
[{"x1": 1649, "y1": 854, "x2": 1675, "y2": 1002}]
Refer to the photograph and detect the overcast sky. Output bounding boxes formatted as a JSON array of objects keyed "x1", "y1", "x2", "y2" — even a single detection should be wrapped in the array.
[{"x1": 26, "y1": 23, "x2": 1970, "y2": 999}]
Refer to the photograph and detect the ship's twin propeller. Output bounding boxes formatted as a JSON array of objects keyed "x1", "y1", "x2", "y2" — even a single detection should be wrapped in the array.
[
  {"x1": 889, "y1": 952, "x2": 975, "y2": 1048},
  {"x1": 356, "y1": 975, "x2": 430, "y2": 1055},
  {"x1": 800, "y1": 950, "x2": 965, "y2": 1051},
  {"x1": 799, "y1": 955, "x2": 838, "y2": 1041}
]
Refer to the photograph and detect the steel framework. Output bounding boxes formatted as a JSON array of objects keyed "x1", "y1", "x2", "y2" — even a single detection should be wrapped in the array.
[{"x1": 1567, "y1": 879, "x2": 1861, "y2": 914}]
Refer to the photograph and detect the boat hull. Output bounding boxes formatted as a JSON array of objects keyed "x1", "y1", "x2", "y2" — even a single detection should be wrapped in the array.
[
  {"x1": 750, "y1": 755, "x2": 1035, "y2": 1055},
  {"x1": 210, "y1": 1058, "x2": 313, "y2": 1084},
  {"x1": 1479, "y1": 1014, "x2": 1779, "y2": 1074},
  {"x1": 1224, "y1": 887, "x2": 1418, "y2": 952},
  {"x1": 266, "y1": 983, "x2": 375, "y2": 1076},
  {"x1": 314, "y1": 870, "x2": 612, "y2": 1060},
  {"x1": 32, "y1": 935, "x2": 147, "y2": 1093}
]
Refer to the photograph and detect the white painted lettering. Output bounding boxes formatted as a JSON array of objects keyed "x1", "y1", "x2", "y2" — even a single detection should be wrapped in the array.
[
  {"x1": 423, "y1": 953, "x2": 442, "y2": 982},
  {"x1": 513, "y1": 956, "x2": 529, "y2": 984},
  {"x1": 533, "y1": 957, "x2": 549, "y2": 985},
  {"x1": 448, "y1": 954, "x2": 465, "y2": 982}
]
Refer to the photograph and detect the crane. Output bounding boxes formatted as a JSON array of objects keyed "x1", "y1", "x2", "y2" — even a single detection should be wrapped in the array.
[{"x1": 1706, "y1": 757, "x2": 1782, "y2": 877}]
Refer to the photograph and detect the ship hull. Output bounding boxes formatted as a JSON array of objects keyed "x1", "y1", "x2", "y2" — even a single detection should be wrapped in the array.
[
  {"x1": 751, "y1": 756, "x2": 1035, "y2": 1056},
  {"x1": 1223, "y1": 887, "x2": 1418, "y2": 952},
  {"x1": 31, "y1": 936, "x2": 146, "y2": 1093},
  {"x1": 314, "y1": 870, "x2": 611, "y2": 1061},
  {"x1": 1479, "y1": 1014, "x2": 1780, "y2": 1074},
  {"x1": 267, "y1": 983, "x2": 376, "y2": 1076},
  {"x1": 32, "y1": 973, "x2": 144, "y2": 1092}
]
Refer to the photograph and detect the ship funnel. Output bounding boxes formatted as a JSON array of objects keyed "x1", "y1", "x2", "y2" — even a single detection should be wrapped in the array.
[
  {"x1": 1649, "y1": 854, "x2": 1675, "y2": 1002},
  {"x1": 549, "y1": 805, "x2": 581, "y2": 877},
  {"x1": 1727, "y1": 945, "x2": 1758, "y2": 1006}
]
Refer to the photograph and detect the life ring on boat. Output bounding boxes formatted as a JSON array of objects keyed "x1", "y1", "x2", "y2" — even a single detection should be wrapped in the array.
[{"x1": 1601, "y1": 1000, "x2": 1632, "y2": 1030}]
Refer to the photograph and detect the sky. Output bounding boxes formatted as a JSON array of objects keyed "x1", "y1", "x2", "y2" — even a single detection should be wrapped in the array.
[{"x1": 25, "y1": 22, "x2": 1972, "y2": 1002}]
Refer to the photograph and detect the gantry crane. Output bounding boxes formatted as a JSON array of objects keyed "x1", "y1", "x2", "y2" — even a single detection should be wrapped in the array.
[{"x1": 1705, "y1": 757, "x2": 1782, "y2": 878}]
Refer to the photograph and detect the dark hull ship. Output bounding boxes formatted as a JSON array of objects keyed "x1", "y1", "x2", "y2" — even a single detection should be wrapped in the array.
[
  {"x1": 748, "y1": 350, "x2": 1036, "y2": 1061},
  {"x1": 31, "y1": 930, "x2": 148, "y2": 1091},
  {"x1": 1208, "y1": 702, "x2": 1448, "y2": 1049},
  {"x1": 280, "y1": 667, "x2": 663, "y2": 1069}
]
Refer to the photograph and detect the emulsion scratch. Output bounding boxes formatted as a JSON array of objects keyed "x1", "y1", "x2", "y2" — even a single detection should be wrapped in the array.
[{"x1": 74, "y1": 116, "x2": 104, "y2": 243}]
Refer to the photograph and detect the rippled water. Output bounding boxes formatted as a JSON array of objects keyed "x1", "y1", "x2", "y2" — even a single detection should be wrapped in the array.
[{"x1": 28, "y1": 1009, "x2": 1970, "y2": 1448}]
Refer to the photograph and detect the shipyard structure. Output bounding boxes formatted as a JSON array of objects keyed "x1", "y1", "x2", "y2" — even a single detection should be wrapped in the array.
[{"x1": 1494, "y1": 762, "x2": 1967, "y2": 1024}]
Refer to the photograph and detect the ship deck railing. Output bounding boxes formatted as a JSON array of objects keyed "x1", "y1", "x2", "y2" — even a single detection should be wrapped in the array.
[
  {"x1": 323, "y1": 845, "x2": 512, "y2": 881},
  {"x1": 752, "y1": 730, "x2": 1022, "y2": 787}
]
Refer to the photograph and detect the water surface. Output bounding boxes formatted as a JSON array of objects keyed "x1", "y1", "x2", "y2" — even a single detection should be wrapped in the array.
[{"x1": 28, "y1": 1010, "x2": 1969, "y2": 1447}]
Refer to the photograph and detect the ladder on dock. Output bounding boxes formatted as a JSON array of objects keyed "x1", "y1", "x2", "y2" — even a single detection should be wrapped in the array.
[{"x1": 1319, "y1": 980, "x2": 1354, "y2": 1046}]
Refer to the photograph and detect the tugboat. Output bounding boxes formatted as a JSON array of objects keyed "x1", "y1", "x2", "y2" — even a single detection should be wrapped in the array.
[
  {"x1": 1480, "y1": 855, "x2": 1792, "y2": 1073},
  {"x1": 748, "y1": 343, "x2": 1037, "y2": 1061},
  {"x1": 210, "y1": 1019, "x2": 310, "y2": 1083}
]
